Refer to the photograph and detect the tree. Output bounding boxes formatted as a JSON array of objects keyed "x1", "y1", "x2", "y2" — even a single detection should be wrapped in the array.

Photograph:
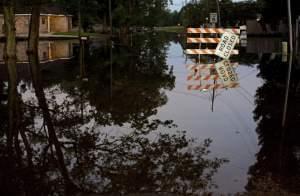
[
  {"x1": 179, "y1": 0, "x2": 258, "y2": 27},
  {"x1": 26, "y1": 0, "x2": 77, "y2": 191},
  {"x1": 257, "y1": 0, "x2": 300, "y2": 26},
  {"x1": 2, "y1": 0, "x2": 17, "y2": 158},
  {"x1": 245, "y1": 54, "x2": 300, "y2": 194}
]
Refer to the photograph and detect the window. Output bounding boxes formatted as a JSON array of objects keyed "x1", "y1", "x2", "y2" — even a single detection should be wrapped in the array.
[{"x1": 42, "y1": 18, "x2": 46, "y2": 24}]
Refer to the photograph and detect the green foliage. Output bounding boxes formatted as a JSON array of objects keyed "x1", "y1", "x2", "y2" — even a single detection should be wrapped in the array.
[
  {"x1": 51, "y1": 0, "x2": 175, "y2": 32},
  {"x1": 112, "y1": 0, "x2": 173, "y2": 29},
  {"x1": 258, "y1": 0, "x2": 300, "y2": 26},
  {"x1": 178, "y1": 0, "x2": 258, "y2": 27}
]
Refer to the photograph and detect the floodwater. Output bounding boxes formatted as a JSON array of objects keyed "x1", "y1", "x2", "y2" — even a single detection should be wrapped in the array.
[{"x1": 0, "y1": 33, "x2": 299, "y2": 195}]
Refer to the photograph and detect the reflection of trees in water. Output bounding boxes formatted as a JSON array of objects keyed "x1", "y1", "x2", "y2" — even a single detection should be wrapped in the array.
[
  {"x1": 48, "y1": 33, "x2": 176, "y2": 126},
  {"x1": 0, "y1": 81, "x2": 7, "y2": 132},
  {"x1": 0, "y1": 33, "x2": 228, "y2": 195},
  {"x1": 245, "y1": 54, "x2": 300, "y2": 194},
  {"x1": 0, "y1": 84, "x2": 228, "y2": 195}
]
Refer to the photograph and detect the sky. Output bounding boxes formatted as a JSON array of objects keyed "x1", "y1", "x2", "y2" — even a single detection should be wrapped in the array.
[{"x1": 168, "y1": 0, "x2": 244, "y2": 11}]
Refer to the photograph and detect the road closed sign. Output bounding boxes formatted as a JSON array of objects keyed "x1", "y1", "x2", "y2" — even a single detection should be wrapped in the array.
[
  {"x1": 215, "y1": 60, "x2": 239, "y2": 85},
  {"x1": 215, "y1": 32, "x2": 239, "y2": 59}
]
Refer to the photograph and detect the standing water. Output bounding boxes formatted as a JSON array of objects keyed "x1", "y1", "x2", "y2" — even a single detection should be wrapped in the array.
[{"x1": 0, "y1": 33, "x2": 299, "y2": 195}]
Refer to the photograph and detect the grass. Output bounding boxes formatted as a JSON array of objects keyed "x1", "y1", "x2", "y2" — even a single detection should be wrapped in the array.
[{"x1": 154, "y1": 26, "x2": 185, "y2": 33}]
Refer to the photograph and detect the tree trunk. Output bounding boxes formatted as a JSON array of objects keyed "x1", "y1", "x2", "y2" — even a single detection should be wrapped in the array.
[
  {"x1": 79, "y1": 40, "x2": 86, "y2": 78},
  {"x1": 27, "y1": 0, "x2": 76, "y2": 191},
  {"x1": 78, "y1": 0, "x2": 82, "y2": 36},
  {"x1": 3, "y1": 0, "x2": 17, "y2": 156}
]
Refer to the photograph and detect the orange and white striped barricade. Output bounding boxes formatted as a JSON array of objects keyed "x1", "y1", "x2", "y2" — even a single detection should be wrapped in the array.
[
  {"x1": 187, "y1": 83, "x2": 240, "y2": 91},
  {"x1": 186, "y1": 62, "x2": 239, "y2": 72},
  {"x1": 186, "y1": 49, "x2": 239, "y2": 55},
  {"x1": 187, "y1": 37, "x2": 222, "y2": 44},
  {"x1": 187, "y1": 73, "x2": 219, "y2": 81},
  {"x1": 187, "y1": 28, "x2": 240, "y2": 34},
  {"x1": 186, "y1": 28, "x2": 240, "y2": 56},
  {"x1": 185, "y1": 27, "x2": 240, "y2": 91},
  {"x1": 186, "y1": 60, "x2": 239, "y2": 91}
]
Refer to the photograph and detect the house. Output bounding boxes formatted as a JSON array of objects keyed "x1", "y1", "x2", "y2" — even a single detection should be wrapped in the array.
[
  {"x1": 0, "y1": 4, "x2": 72, "y2": 34},
  {"x1": 246, "y1": 20, "x2": 288, "y2": 36}
]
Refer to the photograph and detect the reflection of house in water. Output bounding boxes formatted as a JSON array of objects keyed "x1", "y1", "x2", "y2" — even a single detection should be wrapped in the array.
[
  {"x1": 0, "y1": 40, "x2": 76, "y2": 82},
  {"x1": 186, "y1": 62, "x2": 239, "y2": 91},
  {"x1": 246, "y1": 37, "x2": 281, "y2": 55},
  {"x1": 0, "y1": 40, "x2": 75, "y2": 63}
]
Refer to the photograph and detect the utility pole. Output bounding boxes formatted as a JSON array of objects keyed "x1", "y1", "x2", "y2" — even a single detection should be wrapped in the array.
[
  {"x1": 282, "y1": 0, "x2": 294, "y2": 126},
  {"x1": 287, "y1": 0, "x2": 293, "y2": 54},
  {"x1": 109, "y1": 0, "x2": 112, "y2": 36},
  {"x1": 211, "y1": 0, "x2": 221, "y2": 112},
  {"x1": 78, "y1": 0, "x2": 81, "y2": 36},
  {"x1": 295, "y1": 16, "x2": 300, "y2": 56},
  {"x1": 109, "y1": 0, "x2": 113, "y2": 99},
  {"x1": 216, "y1": 0, "x2": 221, "y2": 27}
]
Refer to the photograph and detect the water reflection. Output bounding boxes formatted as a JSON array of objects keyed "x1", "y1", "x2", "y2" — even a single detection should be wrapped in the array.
[
  {"x1": 0, "y1": 40, "x2": 75, "y2": 82},
  {"x1": 0, "y1": 40, "x2": 74, "y2": 63},
  {"x1": 245, "y1": 53, "x2": 300, "y2": 194},
  {"x1": 0, "y1": 34, "x2": 227, "y2": 195},
  {"x1": 246, "y1": 37, "x2": 282, "y2": 54},
  {"x1": 186, "y1": 60, "x2": 240, "y2": 92}
]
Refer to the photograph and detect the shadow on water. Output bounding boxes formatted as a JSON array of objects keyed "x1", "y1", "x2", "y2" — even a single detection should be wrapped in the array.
[
  {"x1": 0, "y1": 33, "x2": 228, "y2": 195},
  {"x1": 244, "y1": 53, "x2": 300, "y2": 195}
]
